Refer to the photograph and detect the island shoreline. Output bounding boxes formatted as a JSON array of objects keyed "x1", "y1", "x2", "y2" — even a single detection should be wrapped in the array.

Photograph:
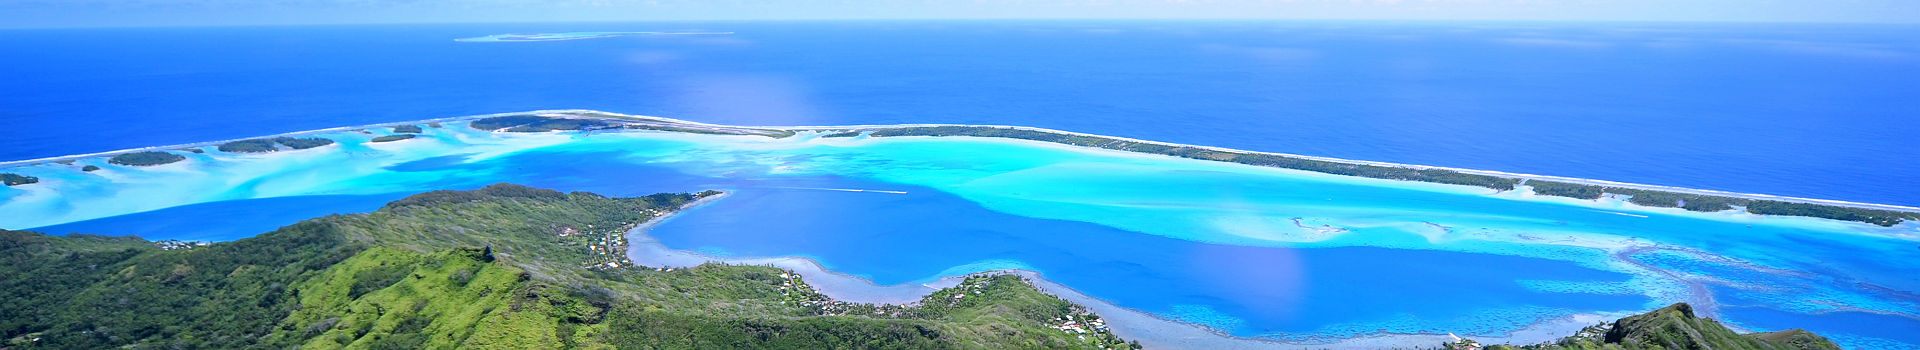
[
  {"x1": 4, "y1": 109, "x2": 1913, "y2": 217},
  {"x1": 624, "y1": 189, "x2": 1624, "y2": 349}
]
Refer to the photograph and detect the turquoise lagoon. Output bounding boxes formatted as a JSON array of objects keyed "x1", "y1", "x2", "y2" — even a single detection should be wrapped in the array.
[{"x1": 4, "y1": 121, "x2": 1918, "y2": 348}]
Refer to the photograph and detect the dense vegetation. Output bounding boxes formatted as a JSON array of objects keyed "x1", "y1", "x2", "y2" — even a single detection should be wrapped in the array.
[
  {"x1": 470, "y1": 115, "x2": 619, "y2": 132},
  {"x1": 217, "y1": 137, "x2": 337, "y2": 153},
  {"x1": 80, "y1": 165, "x2": 100, "y2": 172},
  {"x1": 392, "y1": 125, "x2": 424, "y2": 134},
  {"x1": 0, "y1": 173, "x2": 36, "y2": 186},
  {"x1": 107, "y1": 151, "x2": 187, "y2": 166},
  {"x1": 1451, "y1": 303, "x2": 1839, "y2": 350},
  {"x1": 369, "y1": 134, "x2": 416, "y2": 143},
  {"x1": 275, "y1": 137, "x2": 336, "y2": 150},
  {"x1": 1, "y1": 184, "x2": 1132, "y2": 349},
  {"x1": 1526, "y1": 180, "x2": 1919, "y2": 226},
  {"x1": 218, "y1": 139, "x2": 279, "y2": 153}
]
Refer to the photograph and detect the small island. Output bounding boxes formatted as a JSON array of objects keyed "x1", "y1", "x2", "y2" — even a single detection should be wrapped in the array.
[
  {"x1": 217, "y1": 137, "x2": 338, "y2": 153},
  {"x1": 368, "y1": 134, "x2": 416, "y2": 143},
  {"x1": 274, "y1": 137, "x2": 335, "y2": 150},
  {"x1": 107, "y1": 151, "x2": 187, "y2": 166},
  {"x1": 391, "y1": 124, "x2": 423, "y2": 134},
  {"x1": 1, "y1": 173, "x2": 37, "y2": 186}
]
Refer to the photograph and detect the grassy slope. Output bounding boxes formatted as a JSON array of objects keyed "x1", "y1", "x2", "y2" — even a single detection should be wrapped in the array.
[
  {"x1": 1, "y1": 184, "x2": 1130, "y2": 349},
  {"x1": 1463, "y1": 303, "x2": 1840, "y2": 350}
]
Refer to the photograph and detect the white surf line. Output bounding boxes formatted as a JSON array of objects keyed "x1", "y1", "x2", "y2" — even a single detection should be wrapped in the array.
[
  {"x1": 10, "y1": 108, "x2": 1916, "y2": 215},
  {"x1": 766, "y1": 186, "x2": 908, "y2": 194},
  {"x1": 1596, "y1": 210, "x2": 1651, "y2": 218}
]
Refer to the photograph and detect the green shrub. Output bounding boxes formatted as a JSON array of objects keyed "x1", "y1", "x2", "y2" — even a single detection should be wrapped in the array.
[
  {"x1": 108, "y1": 151, "x2": 187, "y2": 166},
  {"x1": 1, "y1": 173, "x2": 37, "y2": 186},
  {"x1": 218, "y1": 139, "x2": 279, "y2": 153},
  {"x1": 274, "y1": 137, "x2": 335, "y2": 150},
  {"x1": 369, "y1": 134, "x2": 416, "y2": 143}
]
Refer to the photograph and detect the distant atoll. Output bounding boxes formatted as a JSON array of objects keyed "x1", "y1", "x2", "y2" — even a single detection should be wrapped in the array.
[
  {"x1": 5, "y1": 109, "x2": 1915, "y2": 226},
  {"x1": 454, "y1": 31, "x2": 732, "y2": 42}
]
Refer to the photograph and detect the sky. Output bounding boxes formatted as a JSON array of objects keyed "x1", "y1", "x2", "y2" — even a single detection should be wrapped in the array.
[{"x1": 0, "y1": 0, "x2": 1917, "y2": 28}]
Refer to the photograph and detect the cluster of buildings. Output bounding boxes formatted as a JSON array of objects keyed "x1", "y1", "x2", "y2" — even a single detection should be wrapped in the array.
[
  {"x1": 153, "y1": 239, "x2": 208, "y2": 250},
  {"x1": 562, "y1": 224, "x2": 636, "y2": 270}
]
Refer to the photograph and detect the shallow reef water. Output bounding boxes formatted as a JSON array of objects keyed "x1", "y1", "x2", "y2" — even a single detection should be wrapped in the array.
[{"x1": 3, "y1": 123, "x2": 1917, "y2": 348}]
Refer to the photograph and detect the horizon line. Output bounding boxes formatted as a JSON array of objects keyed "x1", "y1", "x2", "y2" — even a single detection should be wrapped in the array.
[{"x1": 6, "y1": 17, "x2": 1920, "y2": 30}]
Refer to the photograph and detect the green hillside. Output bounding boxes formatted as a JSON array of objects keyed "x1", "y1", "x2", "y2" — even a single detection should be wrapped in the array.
[
  {"x1": 1451, "y1": 303, "x2": 1840, "y2": 350},
  {"x1": 2, "y1": 183, "x2": 1844, "y2": 350},
  {"x1": 0, "y1": 184, "x2": 1134, "y2": 349}
]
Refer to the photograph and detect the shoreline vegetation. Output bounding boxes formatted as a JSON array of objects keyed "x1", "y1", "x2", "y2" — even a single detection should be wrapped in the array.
[
  {"x1": 107, "y1": 151, "x2": 187, "y2": 166},
  {"x1": 369, "y1": 134, "x2": 416, "y2": 143},
  {"x1": 216, "y1": 136, "x2": 337, "y2": 153},
  {"x1": 2, "y1": 109, "x2": 1913, "y2": 226}
]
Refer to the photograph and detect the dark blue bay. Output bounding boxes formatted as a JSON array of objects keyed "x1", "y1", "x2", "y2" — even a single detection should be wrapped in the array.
[{"x1": 644, "y1": 175, "x2": 1648, "y2": 337}]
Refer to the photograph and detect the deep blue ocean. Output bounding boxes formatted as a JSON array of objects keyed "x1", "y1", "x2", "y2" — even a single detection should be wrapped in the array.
[{"x1": 3, "y1": 21, "x2": 1917, "y2": 206}]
